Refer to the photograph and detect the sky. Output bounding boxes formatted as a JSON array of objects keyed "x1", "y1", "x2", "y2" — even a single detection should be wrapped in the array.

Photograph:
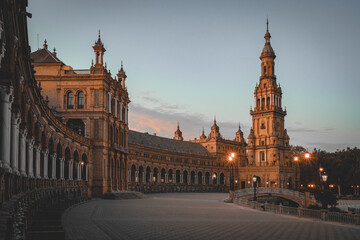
[{"x1": 27, "y1": 0, "x2": 360, "y2": 152}]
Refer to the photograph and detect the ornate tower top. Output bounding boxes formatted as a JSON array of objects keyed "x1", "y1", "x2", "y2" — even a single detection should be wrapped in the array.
[
  {"x1": 200, "y1": 128, "x2": 207, "y2": 139},
  {"x1": 235, "y1": 123, "x2": 244, "y2": 143},
  {"x1": 209, "y1": 116, "x2": 221, "y2": 139},
  {"x1": 260, "y1": 19, "x2": 276, "y2": 60},
  {"x1": 173, "y1": 122, "x2": 183, "y2": 141},
  {"x1": 92, "y1": 30, "x2": 106, "y2": 66},
  {"x1": 117, "y1": 61, "x2": 127, "y2": 88}
]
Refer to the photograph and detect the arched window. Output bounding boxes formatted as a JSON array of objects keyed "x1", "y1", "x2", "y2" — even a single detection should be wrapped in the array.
[
  {"x1": 78, "y1": 91, "x2": 84, "y2": 109},
  {"x1": 67, "y1": 92, "x2": 74, "y2": 109}
]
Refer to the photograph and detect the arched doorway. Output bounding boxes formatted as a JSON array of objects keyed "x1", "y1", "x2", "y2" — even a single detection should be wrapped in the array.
[
  {"x1": 139, "y1": 166, "x2": 144, "y2": 183},
  {"x1": 212, "y1": 173, "x2": 218, "y2": 184},
  {"x1": 131, "y1": 165, "x2": 136, "y2": 183},
  {"x1": 56, "y1": 143, "x2": 62, "y2": 179},
  {"x1": 205, "y1": 172, "x2": 210, "y2": 185},
  {"x1": 81, "y1": 154, "x2": 87, "y2": 180},
  {"x1": 168, "y1": 169, "x2": 173, "y2": 183},
  {"x1": 198, "y1": 172, "x2": 203, "y2": 185},
  {"x1": 191, "y1": 171, "x2": 195, "y2": 184},
  {"x1": 176, "y1": 170, "x2": 180, "y2": 183},
  {"x1": 220, "y1": 173, "x2": 225, "y2": 184},
  {"x1": 183, "y1": 170, "x2": 188, "y2": 184},
  {"x1": 146, "y1": 167, "x2": 151, "y2": 183},
  {"x1": 161, "y1": 168, "x2": 166, "y2": 183},
  {"x1": 64, "y1": 147, "x2": 71, "y2": 180},
  {"x1": 153, "y1": 168, "x2": 158, "y2": 183}
]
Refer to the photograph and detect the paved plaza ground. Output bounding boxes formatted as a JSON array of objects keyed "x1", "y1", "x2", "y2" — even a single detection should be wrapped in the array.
[{"x1": 63, "y1": 193, "x2": 360, "y2": 240}]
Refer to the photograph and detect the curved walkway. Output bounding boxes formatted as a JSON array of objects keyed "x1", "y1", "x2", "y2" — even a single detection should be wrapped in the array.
[{"x1": 63, "y1": 193, "x2": 360, "y2": 240}]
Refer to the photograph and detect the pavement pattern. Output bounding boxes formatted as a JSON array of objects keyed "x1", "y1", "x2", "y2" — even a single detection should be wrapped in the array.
[{"x1": 63, "y1": 193, "x2": 360, "y2": 240}]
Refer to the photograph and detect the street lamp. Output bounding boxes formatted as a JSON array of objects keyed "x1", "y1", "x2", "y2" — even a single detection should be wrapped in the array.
[
  {"x1": 228, "y1": 153, "x2": 235, "y2": 191},
  {"x1": 293, "y1": 156, "x2": 299, "y2": 190},
  {"x1": 253, "y1": 175, "x2": 259, "y2": 201}
]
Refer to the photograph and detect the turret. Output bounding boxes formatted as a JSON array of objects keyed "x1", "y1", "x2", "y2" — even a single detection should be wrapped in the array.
[
  {"x1": 92, "y1": 30, "x2": 106, "y2": 66},
  {"x1": 173, "y1": 123, "x2": 183, "y2": 141},
  {"x1": 117, "y1": 61, "x2": 127, "y2": 89}
]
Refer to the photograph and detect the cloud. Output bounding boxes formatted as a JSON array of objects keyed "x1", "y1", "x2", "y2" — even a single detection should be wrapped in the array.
[
  {"x1": 138, "y1": 91, "x2": 185, "y2": 111},
  {"x1": 129, "y1": 102, "x2": 250, "y2": 141}
]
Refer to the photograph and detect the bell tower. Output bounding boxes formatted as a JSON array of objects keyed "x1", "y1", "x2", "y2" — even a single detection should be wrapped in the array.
[
  {"x1": 93, "y1": 30, "x2": 106, "y2": 66},
  {"x1": 241, "y1": 20, "x2": 293, "y2": 189},
  {"x1": 173, "y1": 123, "x2": 183, "y2": 141}
]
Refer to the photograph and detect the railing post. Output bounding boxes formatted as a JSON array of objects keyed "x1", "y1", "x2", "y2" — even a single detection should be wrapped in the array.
[{"x1": 320, "y1": 210, "x2": 327, "y2": 222}]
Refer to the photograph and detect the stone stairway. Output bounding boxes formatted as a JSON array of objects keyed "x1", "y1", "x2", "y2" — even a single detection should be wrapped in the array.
[
  {"x1": 102, "y1": 191, "x2": 147, "y2": 200},
  {"x1": 26, "y1": 207, "x2": 65, "y2": 240}
]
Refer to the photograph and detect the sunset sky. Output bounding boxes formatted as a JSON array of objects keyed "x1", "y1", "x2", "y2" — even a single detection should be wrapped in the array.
[{"x1": 27, "y1": 0, "x2": 360, "y2": 152}]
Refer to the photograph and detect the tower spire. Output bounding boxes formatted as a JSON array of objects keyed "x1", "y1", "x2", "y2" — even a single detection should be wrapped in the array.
[{"x1": 266, "y1": 18, "x2": 269, "y2": 32}]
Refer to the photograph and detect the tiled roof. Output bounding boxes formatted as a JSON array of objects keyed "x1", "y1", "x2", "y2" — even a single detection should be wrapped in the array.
[
  {"x1": 30, "y1": 49, "x2": 63, "y2": 63},
  {"x1": 128, "y1": 130, "x2": 213, "y2": 157}
]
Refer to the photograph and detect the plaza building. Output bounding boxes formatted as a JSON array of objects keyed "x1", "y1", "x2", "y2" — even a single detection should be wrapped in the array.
[
  {"x1": 127, "y1": 127, "x2": 227, "y2": 192},
  {"x1": 190, "y1": 119, "x2": 247, "y2": 189},
  {"x1": 30, "y1": 33, "x2": 130, "y2": 196},
  {"x1": 238, "y1": 21, "x2": 295, "y2": 189},
  {"x1": 0, "y1": 0, "x2": 90, "y2": 237}
]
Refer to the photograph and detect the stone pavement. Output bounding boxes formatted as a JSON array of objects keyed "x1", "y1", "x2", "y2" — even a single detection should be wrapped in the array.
[{"x1": 63, "y1": 193, "x2": 360, "y2": 240}]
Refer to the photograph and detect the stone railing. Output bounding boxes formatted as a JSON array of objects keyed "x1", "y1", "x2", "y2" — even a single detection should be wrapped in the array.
[
  {"x1": 234, "y1": 187, "x2": 316, "y2": 203},
  {"x1": 0, "y1": 180, "x2": 88, "y2": 239},
  {"x1": 128, "y1": 183, "x2": 227, "y2": 193},
  {"x1": 234, "y1": 198, "x2": 360, "y2": 226}
]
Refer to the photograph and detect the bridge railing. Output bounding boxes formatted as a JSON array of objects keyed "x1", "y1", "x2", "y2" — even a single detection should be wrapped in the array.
[
  {"x1": 235, "y1": 198, "x2": 360, "y2": 226},
  {"x1": 234, "y1": 187, "x2": 316, "y2": 202}
]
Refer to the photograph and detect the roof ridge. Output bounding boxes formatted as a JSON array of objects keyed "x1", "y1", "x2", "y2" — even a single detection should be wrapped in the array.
[{"x1": 45, "y1": 48, "x2": 61, "y2": 62}]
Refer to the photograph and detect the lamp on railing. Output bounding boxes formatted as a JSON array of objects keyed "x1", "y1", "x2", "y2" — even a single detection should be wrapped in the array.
[
  {"x1": 253, "y1": 175, "x2": 260, "y2": 201},
  {"x1": 228, "y1": 153, "x2": 235, "y2": 191}
]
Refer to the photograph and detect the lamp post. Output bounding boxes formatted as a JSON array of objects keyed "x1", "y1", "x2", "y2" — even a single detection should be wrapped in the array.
[
  {"x1": 293, "y1": 156, "x2": 299, "y2": 190},
  {"x1": 292, "y1": 152, "x2": 311, "y2": 190},
  {"x1": 253, "y1": 175, "x2": 259, "y2": 201},
  {"x1": 228, "y1": 153, "x2": 235, "y2": 191}
]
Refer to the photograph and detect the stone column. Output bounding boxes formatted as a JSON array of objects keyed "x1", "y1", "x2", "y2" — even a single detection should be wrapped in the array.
[
  {"x1": 51, "y1": 154, "x2": 57, "y2": 179},
  {"x1": 10, "y1": 112, "x2": 20, "y2": 174},
  {"x1": 149, "y1": 172, "x2": 153, "y2": 183},
  {"x1": 165, "y1": 174, "x2": 168, "y2": 183},
  {"x1": 69, "y1": 160, "x2": 73, "y2": 180},
  {"x1": 202, "y1": 176, "x2": 205, "y2": 185},
  {"x1": 34, "y1": 145, "x2": 41, "y2": 178},
  {"x1": 85, "y1": 164, "x2": 88, "y2": 181},
  {"x1": 172, "y1": 174, "x2": 176, "y2": 184},
  {"x1": 157, "y1": 173, "x2": 161, "y2": 183},
  {"x1": 217, "y1": 176, "x2": 220, "y2": 184},
  {"x1": 78, "y1": 162, "x2": 82, "y2": 180},
  {"x1": 142, "y1": 172, "x2": 146, "y2": 183},
  {"x1": 180, "y1": 175, "x2": 183, "y2": 184},
  {"x1": 60, "y1": 158, "x2": 65, "y2": 180},
  {"x1": 43, "y1": 150, "x2": 49, "y2": 179},
  {"x1": 128, "y1": 170, "x2": 131, "y2": 182},
  {"x1": 135, "y1": 171, "x2": 139, "y2": 182},
  {"x1": 119, "y1": 102, "x2": 123, "y2": 121},
  {"x1": 19, "y1": 129, "x2": 27, "y2": 176},
  {"x1": 195, "y1": 175, "x2": 198, "y2": 184},
  {"x1": 26, "y1": 138, "x2": 34, "y2": 177},
  {"x1": 0, "y1": 85, "x2": 13, "y2": 171},
  {"x1": 108, "y1": 92, "x2": 112, "y2": 113},
  {"x1": 187, "y1": 175, "x2": 190, "y2": 185},
  {"x1": 114, "y1": 96, "x2": 118, "y2": 117},
  {"x1": 209, "y1": 175, "x2": 212, "y2": 185},
  {"x1": 125, "y1": 106, "x2": 128, "y2": 125}
]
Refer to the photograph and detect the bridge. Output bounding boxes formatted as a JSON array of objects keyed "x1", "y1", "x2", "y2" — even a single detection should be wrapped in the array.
[{"x1": 233, "y1": 187, "x2": 318, "y2": 208}]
